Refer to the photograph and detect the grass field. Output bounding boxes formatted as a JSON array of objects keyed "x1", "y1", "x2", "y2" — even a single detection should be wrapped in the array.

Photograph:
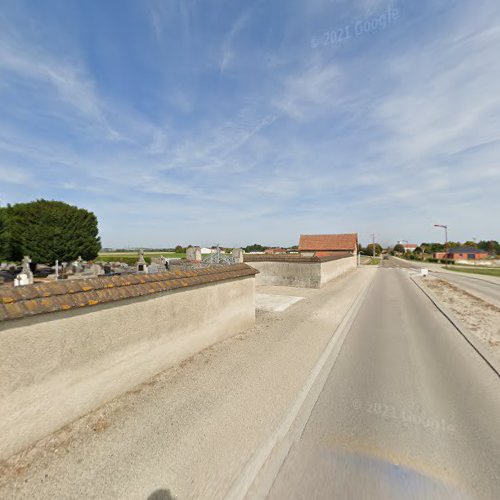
[{"x1": 446, "y1": 266, "x2": 500, "y2": 278}]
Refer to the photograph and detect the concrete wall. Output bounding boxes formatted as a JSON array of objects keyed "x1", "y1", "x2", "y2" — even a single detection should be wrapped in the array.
[
  {"x1": 248, "y1": 255, "x2": 356, "y2": 289},
  {"x1": 250, "y1": 261, "x2": 322, "y2": 288},
  {"x1": 0, "y1": 276, "x2": 255, "y2": 459},
  {"x1": 320, "y1": 254, "x2": 357, "y2": 287}
]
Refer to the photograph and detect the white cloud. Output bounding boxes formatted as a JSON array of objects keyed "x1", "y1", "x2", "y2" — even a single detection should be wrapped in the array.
[
  {"x1": 219, "y1": 6, "x2": 255, "y2": 73},
  {"x1": 275, "y1": 64, "x2": 341, "y2": 120},
  {"x1": 0, "y1": 165, "x2": 33, "y2": 184}
]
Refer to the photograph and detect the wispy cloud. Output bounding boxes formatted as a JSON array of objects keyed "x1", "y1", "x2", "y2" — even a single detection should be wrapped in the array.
[
  {"x1": 219, "y1": 5, "x2": 257, "y2": 73},
  {"x1": 0, "y1": 0, "x2": 499, "y2": 247}
]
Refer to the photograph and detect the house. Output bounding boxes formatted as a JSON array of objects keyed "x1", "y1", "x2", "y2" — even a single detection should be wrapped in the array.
[
  {"x1": 443, "y1": 246, "x2": 489, "y2": 261},
  {"x1": 264, "y1": 248, "x2": 287, "y2": 254},
  {"x1": 404, "y1": 243, "x2": 417, "y2": 252},
  {"x1": 298, "y1": 233, "x2": 358, "y2": 257},
  {"x1": 433, "y1": 252, "x2": 447, "y2": 260}
]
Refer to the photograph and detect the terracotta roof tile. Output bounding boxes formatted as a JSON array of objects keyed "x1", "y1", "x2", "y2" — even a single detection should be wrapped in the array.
[
  {"x1": 0, "y1": 264, "x2": 258, "y2": 323},
  {"x1": 298, "y1": 233, "x2": 358, "y2": 252}
]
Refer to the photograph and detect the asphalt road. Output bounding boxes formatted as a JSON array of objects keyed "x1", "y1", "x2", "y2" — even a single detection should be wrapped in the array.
[
  {"x1": 430, "y1": 271, "x2": 500, "y2": 308},
  {"x1": 382, "y1": 256, "x2": 500, "y2": 307},
  {"x1": 268, "y1": 267, "x2": 500, "y2": 499},
  {"x1": 380, "y1": 255, "x2": 417, "y2": 269}
]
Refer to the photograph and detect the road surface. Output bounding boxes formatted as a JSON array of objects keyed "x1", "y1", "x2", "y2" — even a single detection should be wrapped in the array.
[
  {"x1": 430, "y1": 271, "x2": 500, "y2": 308},
  {"x1": 384, "y1": 256, "x2": 500, "y2": 307},
  {"x1": 268, "y1": 267, "x2": 500, "y2": 499}
]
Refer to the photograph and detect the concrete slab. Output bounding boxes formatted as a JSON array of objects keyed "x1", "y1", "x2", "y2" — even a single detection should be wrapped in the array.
[{"x1": 256, "y1": 293, "x2": 305, "y2": 312}]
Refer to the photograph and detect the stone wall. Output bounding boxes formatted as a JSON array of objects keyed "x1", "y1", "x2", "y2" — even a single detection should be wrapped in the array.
[{"x1": 0, "y1": 265, "x2": 257, "y2": 459}]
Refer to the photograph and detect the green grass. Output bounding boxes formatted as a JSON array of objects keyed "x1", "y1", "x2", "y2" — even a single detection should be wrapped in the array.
[
  {"x1": 446, "y1": 266, "x2": 500, "y2": 278},
  {"x1": 367, "y1": 258, "x2": 381, "y2": 265}
]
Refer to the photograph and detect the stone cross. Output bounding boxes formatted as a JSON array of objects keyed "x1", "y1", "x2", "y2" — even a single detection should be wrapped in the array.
[{"x1": 21, "y1": 255, "x2": 32, "y2": 274}]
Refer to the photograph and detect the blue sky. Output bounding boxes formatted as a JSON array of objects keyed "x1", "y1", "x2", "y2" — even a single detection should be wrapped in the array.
[{"x1": 0, "y1": 0, "x2": 499, "y2": 248}]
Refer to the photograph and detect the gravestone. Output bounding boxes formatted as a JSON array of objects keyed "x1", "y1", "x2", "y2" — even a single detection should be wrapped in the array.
[
  {"x1": 71, "y1": 256, "x2": 85, "y2": 274},
  {"x1": 147, "y1": 263, "x2": 161, "y2": 274},
  {"x1": 186, "y1": 246, "x2": 202, "y2": 261},
  {"x1": 232, "y1": 248, "x2": 244, "y2": 263},
  {"x1": 14, "y1": 256, "x2": 34, "y2": 286},
  {"x1": 136, "y1": 249, "x2": 148, "y2": 274}
]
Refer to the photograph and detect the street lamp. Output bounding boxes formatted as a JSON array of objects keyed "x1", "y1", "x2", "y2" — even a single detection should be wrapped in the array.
[{"x1": 434, "y1": 224, "x2": 448, "y2": 269}]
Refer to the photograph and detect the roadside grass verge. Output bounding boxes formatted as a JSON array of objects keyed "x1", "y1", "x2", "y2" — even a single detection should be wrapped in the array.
[
  {"x1": 445, "y1": 266, "x2": 500, "y2": 278},
  {"x1": 367, "y1": 258, "x2": 381, "y2": 265}
]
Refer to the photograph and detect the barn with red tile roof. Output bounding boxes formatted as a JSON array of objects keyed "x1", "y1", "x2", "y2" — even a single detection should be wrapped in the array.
[{"x1": 298, "y1": 233, "x2": 358, "y2": 257}]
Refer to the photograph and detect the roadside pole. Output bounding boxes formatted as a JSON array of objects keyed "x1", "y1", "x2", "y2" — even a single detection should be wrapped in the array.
[{"x1": 434, "y1": 224, "x2": 448, "y2": 269}]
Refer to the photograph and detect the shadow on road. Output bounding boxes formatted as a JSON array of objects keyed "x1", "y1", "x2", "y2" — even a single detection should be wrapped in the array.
[{"x1": 147, "y1": 488, "x2": 175, "y2": 500}]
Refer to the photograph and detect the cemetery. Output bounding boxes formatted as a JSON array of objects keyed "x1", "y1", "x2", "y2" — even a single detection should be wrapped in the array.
[
  {"x1": 0, "y1": 203, "x2": 360, "y2": 461},
  {"x1": 0, "y1": 262, "x2": 258, "y2": 459}
]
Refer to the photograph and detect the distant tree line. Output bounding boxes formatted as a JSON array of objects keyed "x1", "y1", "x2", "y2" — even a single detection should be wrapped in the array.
[
  {"x1": 0, "y1": 200, "x2": 101, "y2": 266},
  {"x1": 401, "y1": 241, "x2": 499, "y2": 255},
  {"x1": 244, "y1": 243, "x2": 268, "y2": 252}
]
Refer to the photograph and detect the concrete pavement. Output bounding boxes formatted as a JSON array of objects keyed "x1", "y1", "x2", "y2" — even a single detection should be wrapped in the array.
[{"x1": 268, "y1": 267, "x2": 500, "y2": 499}]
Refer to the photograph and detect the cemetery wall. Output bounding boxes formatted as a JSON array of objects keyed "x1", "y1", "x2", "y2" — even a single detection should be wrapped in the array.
[
  {"x1": 0, "y1": 264, "x2": 257, "y2": 459},
  {"x1": 320, "y1": 254, "x2": 358, "y2": 286},
  {"x1": 244, "y1": 254, "x2": 356, "y2": 288}
]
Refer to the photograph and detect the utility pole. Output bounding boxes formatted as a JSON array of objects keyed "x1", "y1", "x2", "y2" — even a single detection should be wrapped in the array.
[
  {"x1": 371, "y1": 233, "x2": 376, "y2": 259},
  {"x1": 434, "y1": 224, "x2": 448, "y2": 269}
]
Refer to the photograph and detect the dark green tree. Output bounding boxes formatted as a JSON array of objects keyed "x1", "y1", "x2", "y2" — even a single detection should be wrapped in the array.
[
  {"x1": 366, "y1": 243, "x2": 382, "y2": 256},
  {"x1": 174, "y1": 245, "x2": 184, "y2": 253},
  {"x1": 244, "y1": 243, "x2": 267, "y2": 252},
  {"x1": 420, "y1": 242, "x2": 445, "y2": 253},
  {"x1": 5, "y1": 200, "x2": 101, "y2": 265},
  {"x1": 478, "y1": 240, "x2": 499, "y2": 255},
  {"x1": 393, "y1": 244, "x2": 405, "y2": 254},
  {"x1": 0, "y1": 206, "x2": 8, "y2": 261}
]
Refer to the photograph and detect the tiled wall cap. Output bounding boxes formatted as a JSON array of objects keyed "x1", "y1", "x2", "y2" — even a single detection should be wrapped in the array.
[{"x1": 0, "y1": 264, "x2": 258, "y2": 322}]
